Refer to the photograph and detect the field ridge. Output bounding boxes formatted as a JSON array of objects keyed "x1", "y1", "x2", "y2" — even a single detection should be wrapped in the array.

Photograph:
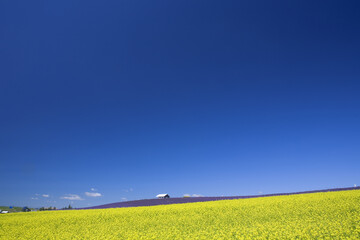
[{"x1": 84, "y1": 186, "x2": 360, "y2": 210}]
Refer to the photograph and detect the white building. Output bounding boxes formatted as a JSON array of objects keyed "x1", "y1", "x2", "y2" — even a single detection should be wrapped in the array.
[{"x1": 156, "y1": 193, "x2": 170, "y2": 199}]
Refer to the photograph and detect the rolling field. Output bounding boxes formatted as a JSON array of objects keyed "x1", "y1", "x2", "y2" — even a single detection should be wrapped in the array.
[
  {"x1": 0, "y1": 206, "x2": 24, "y2": 213},
  {"x1": 1, "y1": 189, "x2": 359, "y2": 239},
  {"x1": 85, "y1": 186, "x2": 360, "y2": 209}
]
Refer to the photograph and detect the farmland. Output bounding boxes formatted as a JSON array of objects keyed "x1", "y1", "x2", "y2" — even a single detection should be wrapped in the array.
[
  {"x1": 1, "y1": 189, "x2": 359, "y2": 239},
  {"x1": 85, "y1": 186, "x2": 360, "y2": 209},
  {"x1": 0, "y1": 206, "x2": 24, "y2": 213}
]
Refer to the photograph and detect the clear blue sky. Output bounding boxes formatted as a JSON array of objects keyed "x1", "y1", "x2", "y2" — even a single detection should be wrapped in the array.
[{"x1": 1, "y1": 0, "x2": 359, "y2": 208}]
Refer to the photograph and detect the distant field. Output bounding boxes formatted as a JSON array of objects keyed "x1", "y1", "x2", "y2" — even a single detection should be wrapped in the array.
[
  {"x1": 85, "y1": 186, "x2": 360, "y2": 209},
  {"x1": 0, "y1": 206, "x2": 23, "y2": 213},
  {"x1": 1, "y1": 190, "x2": 359, "y2": 239}
]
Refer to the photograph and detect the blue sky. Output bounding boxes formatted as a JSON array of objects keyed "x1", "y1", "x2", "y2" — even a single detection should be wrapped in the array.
[{"x1": 1, "y1": 0, "x2": 359, "y2": 208}]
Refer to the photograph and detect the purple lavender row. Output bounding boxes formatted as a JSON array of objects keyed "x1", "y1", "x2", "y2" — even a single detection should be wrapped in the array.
[{"x1": 81, "y1": 186, "x2": 360, "y2": 210}]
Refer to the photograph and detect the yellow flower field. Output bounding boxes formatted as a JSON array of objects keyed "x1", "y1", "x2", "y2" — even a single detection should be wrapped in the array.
[{"x1": 1, "y1": 190, "x2": 359, "y2": 239}]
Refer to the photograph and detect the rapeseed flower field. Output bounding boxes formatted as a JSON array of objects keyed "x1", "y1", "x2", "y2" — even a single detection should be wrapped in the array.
[{"x1": 1, "y1": 190, "x2": 359, "y2": 239}]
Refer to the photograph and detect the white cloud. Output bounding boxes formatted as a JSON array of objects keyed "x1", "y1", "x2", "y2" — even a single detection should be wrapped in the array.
[
  {"x1": 31, "y1": 197, "x2": 38, "y2": 200},
  {"x1": 42, "y1": 194, "x2": 50, "y2": 198},
  {"x1": 121, "y1": 197, "x2": 127, "y2": 201},
  {"x1": 85, "y1": 192, "x2": 102, "y2": 197},
  {"x1": 61, "y1": 194, "x2": 84, "y2": 200},
  {"x1": 192, "y1": 194, "x2": 203, "y2": 197},
  {"x1": 90, "y1": 188, "x2": 97, "y2": 191}
]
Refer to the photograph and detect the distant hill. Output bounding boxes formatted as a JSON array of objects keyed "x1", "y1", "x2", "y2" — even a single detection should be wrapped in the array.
[
  {"x1": 0, "y1": 206, "x2": 24, "y2": 213},
  {"x1": 83, "y1": 186, "x2": 360, "y2": 210}
]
